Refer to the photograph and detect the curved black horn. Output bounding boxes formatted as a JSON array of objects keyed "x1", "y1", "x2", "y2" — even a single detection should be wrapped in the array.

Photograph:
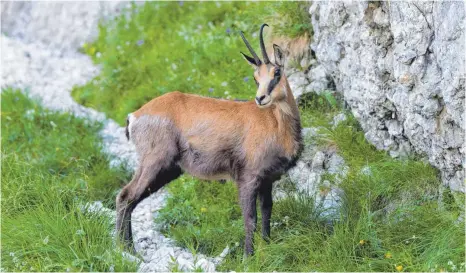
[
  {"x1": 240, "y1": 31, "x2": 261, "y2": 65},
  {"x1": 259, "y1": 23, "x2": 270, "y2": 64}
]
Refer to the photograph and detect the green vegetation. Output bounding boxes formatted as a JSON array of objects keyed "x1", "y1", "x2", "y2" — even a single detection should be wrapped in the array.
[
  {"x1": 156, "y1": 177, "x2": 242, "y2": 256},
  {"x1": 72, "y1": 1, "x2": 311, "y2": 125},
  {"x1": 1, "y1": 89, "x2": 137, "y2": 271},
  {"x1": 263, "y1": 1, "x2": 312, "y2": 38},
  {"x1": 67, "y1": 1, "x2": 463, "y2": 272}
]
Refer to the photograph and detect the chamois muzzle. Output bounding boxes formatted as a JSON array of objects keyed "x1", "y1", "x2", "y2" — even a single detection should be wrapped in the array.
[{"x1": 255, "y1": 95, "x2": 266, "y2": 105}]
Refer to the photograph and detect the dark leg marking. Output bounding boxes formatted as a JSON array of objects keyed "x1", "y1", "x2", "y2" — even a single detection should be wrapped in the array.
[{"x1": 259, "y1": 182, "x2": 273, "y2": 242}]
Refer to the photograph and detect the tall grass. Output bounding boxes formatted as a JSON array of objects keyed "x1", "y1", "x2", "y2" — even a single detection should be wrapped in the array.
[{"x1": 1, "y1": 89, "x2": 137, "y2": 271}]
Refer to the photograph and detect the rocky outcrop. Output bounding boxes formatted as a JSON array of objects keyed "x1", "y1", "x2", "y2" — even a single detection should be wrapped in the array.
[{"x1": 293, "y1": 1, "x2": 464, "y2": 192}]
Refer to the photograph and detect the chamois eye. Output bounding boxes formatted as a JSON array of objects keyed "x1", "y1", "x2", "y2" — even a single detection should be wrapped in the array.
[{"x1": 274, "y1": 68, "x2": 280, "y2": 76}]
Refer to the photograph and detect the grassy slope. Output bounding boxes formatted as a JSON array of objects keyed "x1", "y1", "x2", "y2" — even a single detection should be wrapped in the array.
[
  {"x1": 70, "y1": 2, "x2": 464, "y2": 272},
  {"x1": 1, "y1": 89, "x2": 137, "y2": 272}
]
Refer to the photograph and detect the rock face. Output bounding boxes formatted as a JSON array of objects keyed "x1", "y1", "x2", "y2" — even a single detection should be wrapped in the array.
[{"x1": 300, "y1": 1, "x2": 464, "y2": 192}]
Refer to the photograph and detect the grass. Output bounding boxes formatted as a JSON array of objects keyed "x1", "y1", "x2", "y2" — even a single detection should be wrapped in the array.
[
  {"x1": 156, "y1": 177, "x2": 243, "y2": 255},
  {"x1": 72, "y1": 1, "x2": 311, "y2": 125},
  {"x1": 262, "y1": 1, "x2": 312, "y2": 38},
  {"x1": 68, "y1": 2, "x2": 464, "y2": 272},
  {"x1": 1, "y1": 89, "x2": 138, "y2": 271}
]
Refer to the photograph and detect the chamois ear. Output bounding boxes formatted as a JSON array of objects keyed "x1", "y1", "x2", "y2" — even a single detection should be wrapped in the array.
[
  {"x1": 273, "y1": 44, "x2": 285, "y2": 67},
  {"x1": 241, "y1": 52, "x2": 258, "y2": 68}
]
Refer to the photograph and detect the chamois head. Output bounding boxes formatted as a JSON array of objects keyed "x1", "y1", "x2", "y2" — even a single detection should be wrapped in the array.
[{"x1": 240, "y1": 24, "x2": 286, "y2": 108}]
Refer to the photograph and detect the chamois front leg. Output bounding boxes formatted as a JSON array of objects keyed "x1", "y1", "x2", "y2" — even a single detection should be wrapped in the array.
[
  {"x1": 238, "y1": 181, "x2": 259, "y2": 256},
  {"x1": 259, "y1": 182, "x2": 273, "y2": 242}
]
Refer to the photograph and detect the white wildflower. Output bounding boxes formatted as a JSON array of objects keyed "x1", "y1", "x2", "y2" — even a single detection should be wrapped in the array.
[
  {"x1": 221, "y1": 82, "x2": 228, "y2": 87},
  {"x1": 75, "y1": 229, "x2": 85, "y2": 236},
  {"x1": 96, "y1": 52, "x2": 102, "y2": 58},
  {"x1": 171, "y1": 63, "x2": 177, "y2": 70},
  {"x1": 25, "y1": 109, "x2": 35, "y2": 119}
]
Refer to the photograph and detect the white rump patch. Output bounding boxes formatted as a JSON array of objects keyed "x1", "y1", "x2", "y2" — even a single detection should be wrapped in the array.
[{"x1": 128, "y1": 113, "x2": 136, "y2": 141}]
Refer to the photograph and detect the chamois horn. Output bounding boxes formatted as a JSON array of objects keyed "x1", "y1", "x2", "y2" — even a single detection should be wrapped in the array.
[
  {"x1": 240, "y1": 31, "x2": 261, "y2": 65},
  {"x1": 259, "y1": 23, "x2": 270, "y2": 64}
]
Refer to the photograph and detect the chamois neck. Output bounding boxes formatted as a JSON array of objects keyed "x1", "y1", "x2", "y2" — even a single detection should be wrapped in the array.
[
  {"x1": 271, "y1": 78, "x2": 302, "y2": 158},
  {"x1": 273, "y1": 78, "x2": 300, "y2": 124}
]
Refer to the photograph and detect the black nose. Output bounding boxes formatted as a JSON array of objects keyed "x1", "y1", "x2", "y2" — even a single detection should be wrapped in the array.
[{"x1": 255, "y1": 95, "x2": 266, "y2": 105}]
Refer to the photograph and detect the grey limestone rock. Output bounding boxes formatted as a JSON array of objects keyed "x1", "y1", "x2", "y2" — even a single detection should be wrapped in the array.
[{"x1": 300, "y1": 1, "x2": 464, "y2": 192}]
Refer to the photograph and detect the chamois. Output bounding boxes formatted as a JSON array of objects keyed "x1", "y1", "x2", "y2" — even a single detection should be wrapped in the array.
[{"x1": 116, "y1": 24, "x2": 303, "y2": 256}]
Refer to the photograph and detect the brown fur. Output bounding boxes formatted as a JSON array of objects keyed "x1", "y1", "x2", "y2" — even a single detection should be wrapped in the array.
[{"x1": 116, "y1": 36, "x2": 303, "y2": 256}]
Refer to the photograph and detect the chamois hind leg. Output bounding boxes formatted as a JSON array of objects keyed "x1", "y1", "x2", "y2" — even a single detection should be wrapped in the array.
[
  {"x1": 238, "y1": 178, "x2": 259, "y2": 256},
  {"x1": 115, "y1": 166, "x2": 142, "y2": 250},
  {"x1": 259, "y1": 182, "x2": 273, "y2": 242},
  {"x1": 115, "y1": 153, "x2": 181, "y2": 252}
]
